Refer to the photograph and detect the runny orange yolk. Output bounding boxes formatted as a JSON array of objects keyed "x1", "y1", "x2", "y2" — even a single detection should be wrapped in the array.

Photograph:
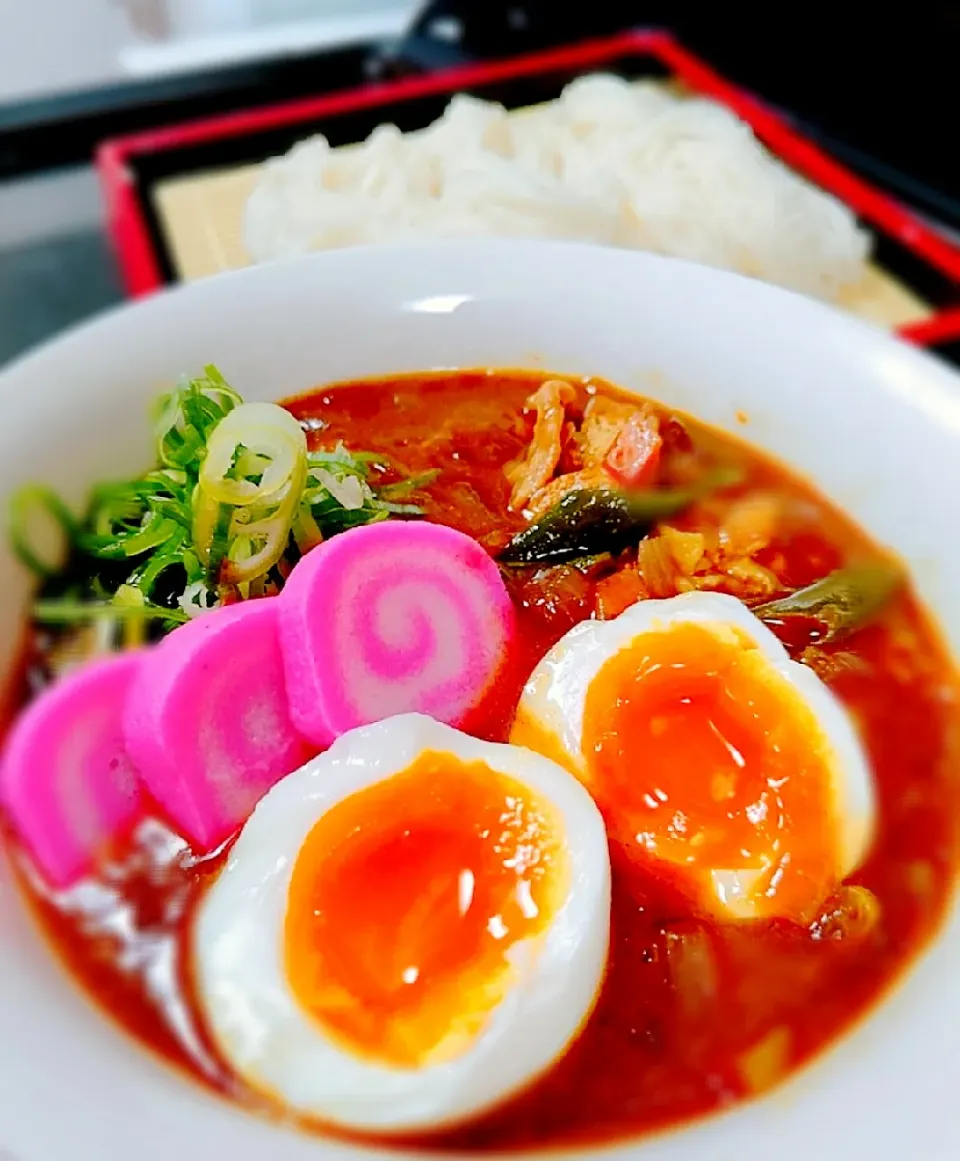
[
  {"x1": 283, "y1": 751, "x2": 566, "y2": 1068},
  {"x1": 581, "y1": 623, "x2": 841, "y2": 920}
]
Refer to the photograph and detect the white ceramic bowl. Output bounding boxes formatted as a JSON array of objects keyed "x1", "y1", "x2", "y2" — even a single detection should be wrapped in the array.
[{"x1": 2, "y1": 240, "x2": 960, "y2": 1161}]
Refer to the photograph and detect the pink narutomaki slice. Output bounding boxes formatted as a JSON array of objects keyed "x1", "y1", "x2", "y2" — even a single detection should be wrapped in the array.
[
  {"x1": 278, "y1": 520, "x2": 515, "y2": 747},
  {"x1": 124, "y1": 600, "x2": 311, "y2": 852},
  {"x1": 0, "y1": 653, "x2": 142, "y2": 888}
]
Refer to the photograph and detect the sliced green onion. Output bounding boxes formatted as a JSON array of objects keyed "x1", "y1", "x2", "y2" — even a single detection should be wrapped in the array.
[
  {"x1": 310, "y1": 503, "x2": 389, "y2": 534},
  {"x1": 153, "y1": 366, "x2": 241, "y2": 470},
  {"x1": 308, "y1": 443, "x2": 379, "y2": 470},
  {"x1": 379, "y1": 470, "x2": 440, "y2": 498},
  {"x1": 146, "y1": 492, "x2": 194, "y2": 528},
  {"x1": 349, "y1": 450, "x2": 393, "y2": 466},
  {"x1": 192, "y1": 490, "x2": 233, "y2": 583},
  {"x1": 221, "y1": 474, "x2": 304, "y2": 585},
  {"x1": 128, "y1": 526, "x2": 188, "y2": 596},
  {"x1": 33, "y1": 599, "x2": 189, "y2": 627},
  {"x1": 116, "y1": 515, "x2": 181, "y2": 558},
  {"x1": 179, "y1": 547, "x2": 206, "y2": 585},
  {"x1": 292, "y1": 504, "x2": 324, "y2": 554},
  {"x1": 13, "y1": 366, "x2": 430, "y2": 644},
  {"x1": 377, "y1": 501, "x2": 425, "y2": 516},
  {"x1": 77, "y1": 513, "x2": 180, "y2": 560},
  {"x1": 9, "y1": 485, "x2": 77, "y2": 578},
  {"x1": 195, "y1": 403, "x2": 308, "y2": 585},
  {"x1": 312, "y1": 468, "x2": 367, "y2": 511},
  {"x1": 178, "y1": 580, "x2": 217, "y2": 618},
  {"x1": 201, "y1": 403, "x2": 306, "y2": 507},
  {"x1": 113, "y1": 583, "x2": 149, "y2": 647}
]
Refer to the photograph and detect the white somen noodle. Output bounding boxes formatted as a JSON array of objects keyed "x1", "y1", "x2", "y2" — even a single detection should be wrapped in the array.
[{"x1": 244, "y1": 74, "x2": 870, "y2": 302}]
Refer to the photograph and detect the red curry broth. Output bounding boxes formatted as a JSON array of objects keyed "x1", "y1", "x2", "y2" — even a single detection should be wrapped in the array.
[{"x1": 7, "y1": 370, "x2": 960, "y2": 1151}]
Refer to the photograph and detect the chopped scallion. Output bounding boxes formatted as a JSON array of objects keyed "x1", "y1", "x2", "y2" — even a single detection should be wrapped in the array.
[{"x1": 12, "y1": 366, "x2": 435, "y2": 643}]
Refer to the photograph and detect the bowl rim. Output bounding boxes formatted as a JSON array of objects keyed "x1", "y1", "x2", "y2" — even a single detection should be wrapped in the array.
[{"x1": 0, "y1": 236, "x2": 955, "y2": 378}]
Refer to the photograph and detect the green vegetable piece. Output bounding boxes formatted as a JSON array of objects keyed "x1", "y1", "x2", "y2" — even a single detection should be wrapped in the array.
[
  {"x1": 153, "y1": 365, "x2": 242, "y2": 471},
  {"x1": 500, "y1": 490, "x2": 633, "y2": 564},
  {"x1": 10, "y1": 364, "x2": 434, "y2": 642},
  {"x1": 754, "y1": 563, "x2": 904, "y2": 643},
  {"x1": 379, "y1": 469, "x2": 441, "y2": 499},
  {"x1": 33, "y1": 599, "x2": 189, "y2": 627},
  {"x1": 9, "y1": 485, "x2": 77, "y2": 578},
  {"x1": 128, "y1": 526, "x2": 190, "y2": 597},
  {"x1": 499, "y1": 468, "x2": 741, "y2": 565}
]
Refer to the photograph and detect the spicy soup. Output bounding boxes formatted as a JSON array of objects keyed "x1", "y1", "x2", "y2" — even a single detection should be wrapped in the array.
[{"x1": 4, "y1": 370, "x2": 960, "y2": 1151}]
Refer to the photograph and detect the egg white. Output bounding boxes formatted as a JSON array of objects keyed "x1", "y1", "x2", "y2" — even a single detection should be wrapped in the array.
[
  {"x1": 513, "y1": 590, "x2": 876, "y2": 917},
  {"x1": 193, "y1": 712, "x2": 611, "y2": 1134}
]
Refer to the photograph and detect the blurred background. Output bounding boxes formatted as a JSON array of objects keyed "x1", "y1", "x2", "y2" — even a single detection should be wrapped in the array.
[{"x1": 2, "y1": 0, "x2": 960, "y2": 368}]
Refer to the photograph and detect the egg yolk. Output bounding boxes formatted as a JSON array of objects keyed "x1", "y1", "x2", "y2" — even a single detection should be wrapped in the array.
[
  {"x1": 283, "y1": 751, "x2": 566, "y2": 1068},
  {"x1": 582, "y1": 623, "x2": 841, "y2": 920}
]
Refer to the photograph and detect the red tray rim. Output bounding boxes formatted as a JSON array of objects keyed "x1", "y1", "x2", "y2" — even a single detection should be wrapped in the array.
[{"x1": 96, "y1": 28, "x2": 960, "y2": 349}]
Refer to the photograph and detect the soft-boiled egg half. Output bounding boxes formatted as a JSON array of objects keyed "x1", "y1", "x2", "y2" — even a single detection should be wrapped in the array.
[
  {"x1": 511, "y1": 591, "x2": 875, "y2": 923},
  {"x1": 193, "y1": 713, "x2": 610, "y2": 1134}
]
